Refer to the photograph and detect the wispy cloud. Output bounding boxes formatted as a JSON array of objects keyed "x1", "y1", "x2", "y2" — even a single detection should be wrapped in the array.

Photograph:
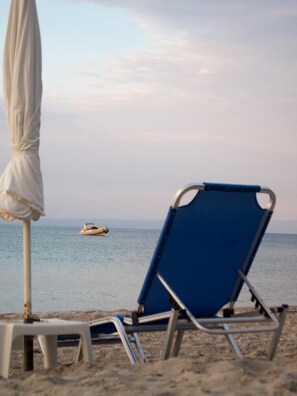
[
  {"x1": 2, "y1": 0, "x2": 296, "y2": 222},
  {"x1": 59, "y1": 0, "x2": 297, "y2": 117}
]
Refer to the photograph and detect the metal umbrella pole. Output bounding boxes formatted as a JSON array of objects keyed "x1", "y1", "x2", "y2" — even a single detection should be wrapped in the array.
[{"x1": 23, "y1": 219, "x2": 34, "y2": 370}]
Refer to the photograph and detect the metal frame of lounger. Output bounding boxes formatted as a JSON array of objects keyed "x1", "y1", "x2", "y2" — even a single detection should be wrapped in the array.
[
  {"x1": 155, "y1": 272, "x2": 288, "y2": 360},
  {"x1": 86, "y1": 302, "x2": 288, "y2": 363},
  {"x1": 55, "y1": 183, "x2": 288, "y2": 364}
]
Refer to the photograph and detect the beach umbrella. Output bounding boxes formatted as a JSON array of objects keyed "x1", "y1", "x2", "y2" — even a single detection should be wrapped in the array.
[{"x1": 0, "y1": 0, "x2": 44, "y2": 369}]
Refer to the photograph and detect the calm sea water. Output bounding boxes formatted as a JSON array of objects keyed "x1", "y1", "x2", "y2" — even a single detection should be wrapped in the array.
[{"x1": 0, "y1": 223, "x2": 296, "y2": 313}]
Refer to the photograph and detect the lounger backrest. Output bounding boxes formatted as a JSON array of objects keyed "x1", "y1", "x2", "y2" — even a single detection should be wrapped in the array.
[{"x1": 137, "y1": 183, "x2": 273, "y2": 317}]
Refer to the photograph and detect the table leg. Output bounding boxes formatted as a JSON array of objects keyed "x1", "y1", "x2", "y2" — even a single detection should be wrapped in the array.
[
  {"x1": 0, "y1": 329, "x2": 13, "y2": 378},
  {"x1": 77, "y1": 331, "x2": 93, "y2": 363},
  {"x1": 42, "y1": 335, "x2": 57, "y2": 369}
]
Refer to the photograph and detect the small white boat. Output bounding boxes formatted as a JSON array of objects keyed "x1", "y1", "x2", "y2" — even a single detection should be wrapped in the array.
[{"x1": 79, "y1": 223, "x2": 109, "y2": 236}]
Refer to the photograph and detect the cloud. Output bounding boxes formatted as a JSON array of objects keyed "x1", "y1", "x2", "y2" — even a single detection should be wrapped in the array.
[
  {"x1": 2, "y1": 0, "x2": 296, "y2": 223},
  {"x1": 63, "y1": 29, "x2": 232, "y2": 118},
  {"x1": 82, "y1": 0, "x2": 297, "y2": 37},
  {"x1": 60, "y1": 0, "x2": 297, "y2": 120}
]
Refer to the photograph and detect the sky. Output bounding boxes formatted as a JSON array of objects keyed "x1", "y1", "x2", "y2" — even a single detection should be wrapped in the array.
[{"x1": 0, "y1": 0, "x2": 296, "y2": 229}]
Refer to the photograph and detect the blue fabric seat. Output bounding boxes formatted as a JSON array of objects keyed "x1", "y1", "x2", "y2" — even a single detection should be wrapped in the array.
[{"x1": 59, "y1": 182, "x2": 288, "y2": 364}]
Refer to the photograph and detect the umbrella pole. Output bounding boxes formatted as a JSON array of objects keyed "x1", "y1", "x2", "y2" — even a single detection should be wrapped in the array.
[{"x1": 23, "y1": 219, "x2": 34, "y2": 371}]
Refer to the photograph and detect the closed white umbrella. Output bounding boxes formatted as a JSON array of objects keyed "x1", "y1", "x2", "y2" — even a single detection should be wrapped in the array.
[{"x1": 0, "y1": 0, "x2": 44, "y2": 366}]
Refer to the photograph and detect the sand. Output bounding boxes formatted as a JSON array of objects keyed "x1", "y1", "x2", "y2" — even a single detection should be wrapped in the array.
[{"x1": 0, "y1": 307, "x2": 297, "y2": 395}]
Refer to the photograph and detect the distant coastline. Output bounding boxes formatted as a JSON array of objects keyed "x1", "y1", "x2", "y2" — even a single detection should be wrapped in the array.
[
  {"x1": 1, "y1": 217, "x2": 297, "y2": 234},
  {"x1": 268, "y1": 220, "x2": 297, "y2": 235},
  {"x1": 0, "y1": 217, "x2": 163, "y2": 230}
]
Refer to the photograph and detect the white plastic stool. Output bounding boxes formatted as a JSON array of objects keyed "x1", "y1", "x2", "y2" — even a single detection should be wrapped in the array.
[{"x1": 0, "y1": 318, "x2": 93, "y2": 378}]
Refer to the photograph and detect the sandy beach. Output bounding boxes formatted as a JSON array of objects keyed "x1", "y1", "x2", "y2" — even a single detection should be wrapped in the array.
[{"x1": 0, "y1": 306, "x2": 296, "y2": 395}]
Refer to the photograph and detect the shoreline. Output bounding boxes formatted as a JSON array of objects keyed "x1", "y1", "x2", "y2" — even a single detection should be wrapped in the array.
[{"x1": 1, "y1": 306, "x2": 297, "y2": 395}]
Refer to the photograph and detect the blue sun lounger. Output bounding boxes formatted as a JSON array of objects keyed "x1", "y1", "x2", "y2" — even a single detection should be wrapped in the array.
[{"x1": 58, "y1": 182, "x2": 288, "y2": 364}]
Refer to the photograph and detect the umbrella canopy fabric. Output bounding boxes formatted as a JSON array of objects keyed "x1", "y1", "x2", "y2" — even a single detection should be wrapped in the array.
[{"x1": 0, "y1": 0, "x2": 44, "y2": 222}]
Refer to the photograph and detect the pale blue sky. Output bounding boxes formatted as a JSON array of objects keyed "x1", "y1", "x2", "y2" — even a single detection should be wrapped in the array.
[{"x1": 0, "y1": 0, "x2": 296, "y2": 228}]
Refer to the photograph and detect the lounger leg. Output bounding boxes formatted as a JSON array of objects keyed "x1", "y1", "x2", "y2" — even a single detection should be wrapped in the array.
[
  {"x1": 162, "y1": 308, "x2": 179, "y2": 360},
  {"x1": 113, "y1": 319, "x2": 138, "y2": 365},
  {"x1": 172, "y1": 330, "x2": 184, "y2": 357},
  {"x1": 268, "y1": 305, "x2": 288, "y2": 360},
  {"x1": 87, "y1": 317, "x2": 138, "y2": 365},
  {"x1": 132, "y1": 333, "x2": 147, "y2": 363},
  {"x1": 223, "y1": 324, "x2": 243, "y2": 360}
]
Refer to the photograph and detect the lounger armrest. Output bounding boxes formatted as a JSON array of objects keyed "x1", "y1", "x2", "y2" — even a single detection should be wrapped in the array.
[{"x1": 156, "y1": 272, "x2": 281, "y2": 335}]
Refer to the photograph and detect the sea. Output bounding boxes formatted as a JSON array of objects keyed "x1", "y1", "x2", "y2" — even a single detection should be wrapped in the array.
[{"x1": 0, "y1": 223, "x2": 297, "y2": 314}]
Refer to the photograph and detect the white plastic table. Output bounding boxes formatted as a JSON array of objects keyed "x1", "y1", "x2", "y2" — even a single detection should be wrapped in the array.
[{"x1": 0, "y1": 318, "x2": 93, "y2": 378}]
